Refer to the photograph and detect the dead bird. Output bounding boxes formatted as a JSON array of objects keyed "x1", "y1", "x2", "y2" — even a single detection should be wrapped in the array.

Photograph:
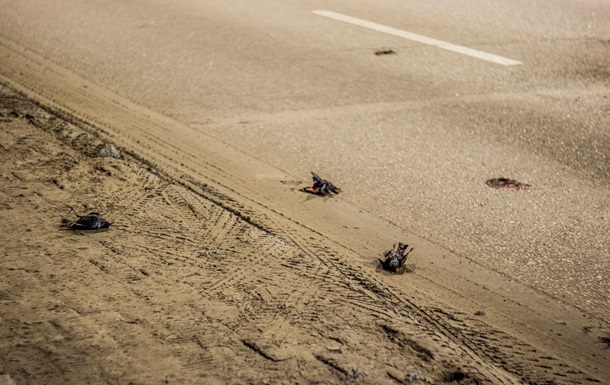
[
  {"x1": 486, "y1": 178, "x2": 530, "y2": 190},
  {"x1": 379, "y1": 242, "x2": 414, "y2": 273},
  {"x1": 301, "y1": 172, "x2": 341, "y2": 196},
  {"x1": 62, "y1": 207, "x2": 111, "y2": 230}
]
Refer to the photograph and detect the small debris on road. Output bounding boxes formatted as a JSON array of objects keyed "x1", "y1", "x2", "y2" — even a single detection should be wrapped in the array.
[
  {"x1": 474, "y1": 310, "x2": 486, "y2": 316},
  {"x1": 301, "y1": 172, "x2": 341, "y2": 196},
  {"x1": 379, "y1": 242, "x2": 414, "y2": 273},
  {"x1": 375, "y1": 49, "x2": 396, "y2": 56},
  {"x1": 486, "y1": 178, "x2": 530, "y2": 190}
]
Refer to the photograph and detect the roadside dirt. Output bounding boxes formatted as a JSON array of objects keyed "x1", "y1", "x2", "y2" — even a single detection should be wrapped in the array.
[{"x1": 1, "y1": 81, "x2": 609, "y2": 384}]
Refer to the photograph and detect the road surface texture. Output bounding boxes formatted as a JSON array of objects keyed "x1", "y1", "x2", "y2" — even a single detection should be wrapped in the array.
[{"x1": 0, "y1": 1, "x2": 608, "y2": 384}]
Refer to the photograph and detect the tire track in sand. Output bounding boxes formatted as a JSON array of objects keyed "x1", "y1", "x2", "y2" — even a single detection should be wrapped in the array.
[{"x1": 52, "y1": 150, "x2": 606, "y2": 384}]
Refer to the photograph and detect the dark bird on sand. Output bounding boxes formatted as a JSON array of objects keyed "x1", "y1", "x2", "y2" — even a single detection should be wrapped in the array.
[
  {"x1": 379, "y1": 242, "x2": 414, "y2": 273},
  {"x1": 63, "y1": 207, "x2": 111, "y2": 230},
  {"x1": 301, "y1": 172, "x2": 341, "y2": 196}
]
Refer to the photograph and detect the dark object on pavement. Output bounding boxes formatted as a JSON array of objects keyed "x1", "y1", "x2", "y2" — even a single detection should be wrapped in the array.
[
  {"x1": 379, "y1": 242, "x2": 414, "y2": 273},
  {"x1": 375, "y1": 49, "x2": 396, "y2": 56},
  {"x1": 63, "y1": 207, "x2": 111, "y2": 230},
  {"x1": 301, "y1": 172, "x2": 341, "y2": 196},
  {"x1": 599, "y1": 336, "x2": 610, "y2": 349},
  {"x1": 486, "y1": 178, "x2": 530, "y2": 190}
]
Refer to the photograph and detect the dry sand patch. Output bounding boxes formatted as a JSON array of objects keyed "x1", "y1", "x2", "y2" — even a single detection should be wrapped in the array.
[{"x1": 0, "y1": 85, "x2": 607, "y2": 384}]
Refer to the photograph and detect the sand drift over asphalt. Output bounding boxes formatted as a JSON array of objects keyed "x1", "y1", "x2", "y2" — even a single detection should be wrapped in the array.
[{"x1": 1, "y1": 83, "x2": 609, "y2": 383}]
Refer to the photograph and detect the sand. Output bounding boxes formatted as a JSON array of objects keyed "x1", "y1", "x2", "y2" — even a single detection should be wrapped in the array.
[{"x1": 1, "y1": 85, "x2": 608, "y2": 384}]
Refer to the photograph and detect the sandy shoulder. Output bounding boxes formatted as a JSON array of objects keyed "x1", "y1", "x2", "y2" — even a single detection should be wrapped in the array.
[
  {"x1": 1, "y1": 84, "x2": 608, "y2": 385},
  {"x1": 0, "y1": 86, "x2": 473, "y2": 384}
]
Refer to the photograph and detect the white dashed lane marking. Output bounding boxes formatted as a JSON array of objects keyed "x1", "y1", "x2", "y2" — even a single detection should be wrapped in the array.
[{"x1": 313, "y1": 10, "x2": 523, "y2": 66}]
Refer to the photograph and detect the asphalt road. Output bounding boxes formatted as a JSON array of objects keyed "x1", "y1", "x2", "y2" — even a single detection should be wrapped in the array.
[{"x1": 1, "y1": 0, "x2": 608, "y2": 321}]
